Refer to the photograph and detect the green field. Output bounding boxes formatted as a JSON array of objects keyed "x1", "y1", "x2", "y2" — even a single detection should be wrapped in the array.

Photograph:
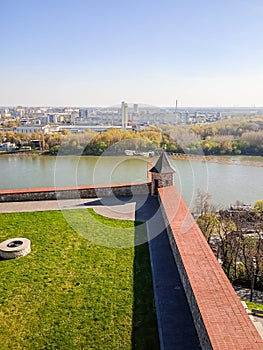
[{"x1": 0, "y1": 210, "x2": 159, "y2": 349}]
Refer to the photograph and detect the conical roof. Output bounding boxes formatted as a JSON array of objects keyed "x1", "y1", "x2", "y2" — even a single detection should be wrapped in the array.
[{"x1": 149, "y1": 152, "x2": 175, "y2": 174}]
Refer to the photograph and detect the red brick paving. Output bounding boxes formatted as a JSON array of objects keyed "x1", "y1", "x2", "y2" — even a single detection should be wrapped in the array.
[{"x1": 159, "y1": 185, "x2": 263, "y2": 350}]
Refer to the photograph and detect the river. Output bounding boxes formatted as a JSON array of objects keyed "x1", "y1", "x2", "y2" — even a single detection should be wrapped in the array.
[{"x1": 0, "y1": 154, "x2": 262, "y2": 209}]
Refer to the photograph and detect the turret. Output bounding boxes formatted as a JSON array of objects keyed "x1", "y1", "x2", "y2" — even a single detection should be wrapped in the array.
[{"x1": 149, "y1": 152, "x2": 175, "y2": 195}]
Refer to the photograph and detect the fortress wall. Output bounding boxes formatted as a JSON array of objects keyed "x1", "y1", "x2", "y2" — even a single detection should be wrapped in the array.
[
  {"x1": 158, "y1": 185, "x2": 263, "y2": 350},
  {"x1": 0, "y1": 182, "x2": 151, "y2": 202}
]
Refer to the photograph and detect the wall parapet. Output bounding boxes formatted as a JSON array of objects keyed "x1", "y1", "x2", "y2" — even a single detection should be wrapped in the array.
[
  {"x1": 0, "y1": 182, "x2": 151, "y2": 202},
  {"x1": 158, "y1": 185, "x2": 263, "y2": 350}
]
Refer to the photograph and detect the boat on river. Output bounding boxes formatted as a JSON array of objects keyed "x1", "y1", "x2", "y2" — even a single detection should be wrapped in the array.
[{"x1": 124, "y1": 150, "x2": 154, "y2": 157}]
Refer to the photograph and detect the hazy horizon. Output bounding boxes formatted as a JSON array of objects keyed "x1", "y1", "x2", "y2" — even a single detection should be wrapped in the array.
[
  {"x1": 2, "y1": 104, "x2": 263, "y2": 110},
  {"x1": 1, "y1": 0, "x2": 263, "y2": 107}
]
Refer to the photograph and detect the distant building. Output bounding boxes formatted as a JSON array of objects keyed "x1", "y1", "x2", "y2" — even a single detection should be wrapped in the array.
[
  {"x1": 20, "y1": 119, "x2": 30, "y2": 126},
  {"x1": 15, "y1": 125, "x2": 50, "y2": 133},
  {"x1": 71, "y1": 111, "x2": 79, "y2": 123},
  {"x1": 16, "y1": 106, "x2": 25, "y2": 118},
  {"x1": 49, "y1": 114, "x2": 57, "y2": 124},
  {"x1": 0, "y1": 142, "x2": 16, "y2": 151},
  {"x1": 39, "y1": 115, "x2": 50, "y2": 124},
  {"x1": 32, "y1": 119, "x2": 41, "y2": 125},
  {"x1": 121, "y1": 101, "x2": 128, "y2": 129},
  {"x1": 79, "y1": 109, "x2": 88, "y2": 120}
]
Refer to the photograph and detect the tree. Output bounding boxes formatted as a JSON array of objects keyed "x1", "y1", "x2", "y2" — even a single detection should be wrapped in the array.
[
  {"x1": 216, "y1": 212, "x2": 238, "y2": 279},
  {"x1": 196, "y1": 213, "x2": 219, "y2": 244},
  {"x1": 194, "y1": 189, "x2": 214, "y2": 216},
  {"x1": 254, "y1": 200, "x2": 263, "y2": 215}
]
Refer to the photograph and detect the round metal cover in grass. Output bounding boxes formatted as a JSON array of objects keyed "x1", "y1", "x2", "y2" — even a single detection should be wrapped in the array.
[{"x1": 0, "y1": 238, "x2": 31, "y2": 260}]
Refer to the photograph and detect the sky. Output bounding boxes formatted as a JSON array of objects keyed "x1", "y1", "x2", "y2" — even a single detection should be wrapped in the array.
[{"x1": 1, "y1": 0, "x2": 263, "y2": 107}]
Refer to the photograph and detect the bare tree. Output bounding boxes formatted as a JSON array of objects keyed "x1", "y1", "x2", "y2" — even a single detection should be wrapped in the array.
[{"x1": 194, "y1": 189, "x2": 215, "y2": 216}]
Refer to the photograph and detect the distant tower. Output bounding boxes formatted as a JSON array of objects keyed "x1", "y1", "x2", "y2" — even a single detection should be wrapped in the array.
[
  {"x1": 121, "y1": 101, "x2": 128, "y2": 129},
  {"x1": 149, "y1": 152, "x2": 175, "y2": 195},
  {"x1": 175, "y1": 99, "x2": 178, "y2": 112},
  {"x1": 133, "y1": 103, "x2": 138, "y2": 114}
]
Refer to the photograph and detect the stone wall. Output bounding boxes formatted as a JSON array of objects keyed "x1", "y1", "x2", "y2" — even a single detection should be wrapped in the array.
[
  {"x1": 150, "y1": 173, "x2": 174, "y2": 195},
  {"x1": 0, "y1": 182, "x2": 151, "y2": 202},
  {"x1": 158, "y1": 185, "x2": 263, "y2": 350}
]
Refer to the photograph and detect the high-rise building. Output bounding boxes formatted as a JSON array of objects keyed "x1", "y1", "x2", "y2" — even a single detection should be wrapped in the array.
[
  {"x1": 131, "y1": 103, "x2": 140, "y2": 122},
  {"x1": 79, "y1": 109, "x2": 88, "y2": 120},
  {"x1": 17, "y1": 106, "x2": 25, "y2": 118},
  {"x1": 121, "y1": 101, "x2": 128, "y2": 129},
  {"x1": 133, "y1": 104, "x2": 138, "y2": 114}
]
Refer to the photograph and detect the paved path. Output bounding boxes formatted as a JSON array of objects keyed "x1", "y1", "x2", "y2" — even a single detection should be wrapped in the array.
[
  {"x1": 135, "y1": 196, "x2": 200, "y2": 349},
  {"x1": 0, "y1": 197, "x2": 136, "y2": 221}
]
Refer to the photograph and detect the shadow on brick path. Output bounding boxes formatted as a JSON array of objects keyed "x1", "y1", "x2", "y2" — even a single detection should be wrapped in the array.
[{"x1": 135, "y1": 195, "x2": 200, "y2": 350}]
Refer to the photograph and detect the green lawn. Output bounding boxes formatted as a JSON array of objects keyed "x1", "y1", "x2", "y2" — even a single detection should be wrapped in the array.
[
  {"x1": 0, "y1": 209, "x2": 159, "y2": 349},
  {"x1": 245, "y1": 301, "x2": 263, "y2": 312}
]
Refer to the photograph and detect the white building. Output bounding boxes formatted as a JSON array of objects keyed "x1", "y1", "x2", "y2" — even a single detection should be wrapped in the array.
[
  {"x1": 14, "y1": 125, "x2": 51, "y2": 133},
  {"x1": 0, "y1": 142, "x2": 16, "y2": 151}
]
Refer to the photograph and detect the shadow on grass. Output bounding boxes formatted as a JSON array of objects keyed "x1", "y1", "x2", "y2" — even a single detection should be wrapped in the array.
[{"x1": 132, "y1": 222, "x2": 160, "y2": 350}]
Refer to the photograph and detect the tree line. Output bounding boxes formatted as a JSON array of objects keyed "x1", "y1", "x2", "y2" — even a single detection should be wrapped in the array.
[
  {"x1": 161, "y1": 116, "x2": 263, "y2": 155},
  {"x1": 1, "y1": 115, "x2": 263, "y2": 156}
]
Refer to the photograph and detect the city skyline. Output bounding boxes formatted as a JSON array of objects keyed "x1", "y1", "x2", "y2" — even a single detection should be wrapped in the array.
[{"x1": 1, "y1": 0, "x2": 263, "y2": 107}]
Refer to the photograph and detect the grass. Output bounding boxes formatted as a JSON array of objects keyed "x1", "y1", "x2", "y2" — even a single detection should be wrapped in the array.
[
  {"x1": 0, "y1": 209, "x2": 159, "y2": 349},
  {"x1": 245, "y1": 301, "x2": 263, "y2": 312}
]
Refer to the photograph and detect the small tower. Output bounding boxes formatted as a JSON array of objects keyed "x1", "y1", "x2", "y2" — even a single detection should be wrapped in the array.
[{"x1": 149, "y1": 152, "x2": 175, "y2": 195}]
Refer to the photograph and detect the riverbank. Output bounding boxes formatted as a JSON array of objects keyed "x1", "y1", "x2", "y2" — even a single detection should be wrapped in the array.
[
  {"x1": 2, "y1": 150, "x2": 263, "y2": 167},
  {"x1": 206, "y1": 155, "x2": 263, "y2": 167},
  {"x1": 0, "y1": 150, "x2": 43, "y2": 156},
  {"x1": 171, "y1": 153, "x2": 263, "y2": 167}
]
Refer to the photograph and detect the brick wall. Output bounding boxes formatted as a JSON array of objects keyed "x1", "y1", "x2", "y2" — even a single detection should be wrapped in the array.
[
  {"x1": 158, "y1": 185, "x2": 263, "y2": 350},
  {"x1": 0, "y1": 182, "x2": 151, "y2": 202},
  {"x1": 150, "y1": 173, "x2": 174, "y2": 195}
]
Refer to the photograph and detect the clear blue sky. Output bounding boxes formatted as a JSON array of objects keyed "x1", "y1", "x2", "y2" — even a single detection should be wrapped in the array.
[{"x1": 1, "y1": 0, "x2": 263, "y2": 107}]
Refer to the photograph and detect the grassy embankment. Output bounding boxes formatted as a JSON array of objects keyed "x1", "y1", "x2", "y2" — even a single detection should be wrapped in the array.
[{"x1": 0, "y1": 209, "x2": 159, "y2": 349}]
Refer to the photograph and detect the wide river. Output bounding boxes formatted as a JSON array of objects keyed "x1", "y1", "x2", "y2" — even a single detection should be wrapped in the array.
[{"x1": 0, "y1": 154, "x2": 262, "y2": 209}]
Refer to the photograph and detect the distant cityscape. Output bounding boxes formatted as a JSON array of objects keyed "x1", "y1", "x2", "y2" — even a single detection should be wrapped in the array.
[{"x1": 0, "y1": 102, "x2": 262, "y2": 135}]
